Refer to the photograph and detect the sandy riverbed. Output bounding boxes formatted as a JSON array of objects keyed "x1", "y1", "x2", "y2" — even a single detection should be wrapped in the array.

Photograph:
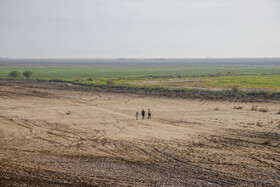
[{"x1": 0, "y1": 80, "x2": 279, "y2": 186}]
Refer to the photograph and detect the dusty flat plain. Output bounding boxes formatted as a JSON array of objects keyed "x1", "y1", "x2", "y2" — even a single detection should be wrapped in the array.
[{"x1": 0, "y1": 80, "x2": 279, "y2": 186}]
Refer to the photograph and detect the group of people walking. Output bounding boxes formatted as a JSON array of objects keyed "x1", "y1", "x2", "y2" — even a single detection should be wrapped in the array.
[{"x1": 136, "y1": 109, "x2": 151, "y2": 120}]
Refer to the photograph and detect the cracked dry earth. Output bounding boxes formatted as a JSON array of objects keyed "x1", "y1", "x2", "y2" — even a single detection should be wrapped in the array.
[{"x1": 0, "y1": 80, "x2": 279, "y2": 186}]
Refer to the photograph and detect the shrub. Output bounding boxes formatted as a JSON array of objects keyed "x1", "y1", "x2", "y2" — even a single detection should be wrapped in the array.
[
  {"x1": 234, "y1": 106, "x2": 243, "y2": 109},
  {"x1": 258, "y1": 108, "x2": 268, "y2": 112},
  {"x1": 226, "y1": 71, "x2": 236, "y2": 76},
  {"x1": 106, "y1": 80, "x2": 115, "y2": 86},
  {"x1": 74, "y1": 77, "x2": 81, "y2": 82},
  {"x1": 256, "y1": 122, "x2": 262, "y2": 127},
  {"x1": 232, "y1": 86, "x2": 239, "y2": 92},
  {"x1": 208, "y1": 72, "x2": 224, "y2": 77},
  {"x1": 214, "y1": 72, "x2": 223, "y2": 77},
  {"x1": 263, "y1": 140, "x2": 273, "y2": 145},
  {"x1": 8, "y1": 71, "x2": 20, "y2": 79},
  {"x1": 251, "y1": 104, "x2": 258, "y2": 111},
  {"x1": 23, "y1": 71, "x2": 33, "y2": 79}
]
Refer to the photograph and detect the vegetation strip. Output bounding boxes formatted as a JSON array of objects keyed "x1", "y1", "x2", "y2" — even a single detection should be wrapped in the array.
[{"x1": 2, "y1": 79, "x2": 279, "y2": 102}]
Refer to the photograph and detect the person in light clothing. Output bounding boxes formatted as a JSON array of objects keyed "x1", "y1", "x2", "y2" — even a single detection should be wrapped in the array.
[
  {"x1": 148, "y1": 109, "x2": 151, "y2": 119},
  {"x1": 136, "y1": 111, "x2": 139, "y2": 120}
]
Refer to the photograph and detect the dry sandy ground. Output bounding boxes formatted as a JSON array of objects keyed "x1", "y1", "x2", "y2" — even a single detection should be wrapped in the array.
[{"x1": 0, "y1": 80, "x2": 279, "y2": 186}]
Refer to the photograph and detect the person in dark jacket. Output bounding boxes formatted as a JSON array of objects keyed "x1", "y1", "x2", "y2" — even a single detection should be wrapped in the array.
[{"x1": 141, "y1": 109, "x2": 145, "y2": 119}]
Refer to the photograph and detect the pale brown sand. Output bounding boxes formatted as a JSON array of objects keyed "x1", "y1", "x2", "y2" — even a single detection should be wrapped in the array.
[{"x1": 0, "y1": 80, "x2": 279, "y2": 186}]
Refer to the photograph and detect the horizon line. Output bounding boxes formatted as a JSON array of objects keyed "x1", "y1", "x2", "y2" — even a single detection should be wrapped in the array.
[{"x1": 1, "y1": 57, "x2": 280, "y2": 60}]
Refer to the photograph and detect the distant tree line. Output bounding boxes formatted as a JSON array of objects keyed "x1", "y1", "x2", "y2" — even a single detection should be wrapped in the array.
[{"x1": 8, "y1": 71, "x2": 33, "y2": 79}]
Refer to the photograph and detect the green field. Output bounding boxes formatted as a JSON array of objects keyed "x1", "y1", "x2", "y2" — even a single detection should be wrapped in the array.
[{"x1": 1, "y1": 62, "x2": 280, "y2": 91}]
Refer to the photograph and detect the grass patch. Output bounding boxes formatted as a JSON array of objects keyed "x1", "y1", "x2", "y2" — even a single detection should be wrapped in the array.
[
  {"x1": 0, "y1": 64, "x2": 280, "y2": 90},
  {"x1": 1, "y1": 62, "x2": 280, "y2": 101}
]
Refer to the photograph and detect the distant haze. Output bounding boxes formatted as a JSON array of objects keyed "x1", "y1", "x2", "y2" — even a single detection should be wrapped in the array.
[{"x1": 0, "y1": 0, "x2": 279, "y2": 58}]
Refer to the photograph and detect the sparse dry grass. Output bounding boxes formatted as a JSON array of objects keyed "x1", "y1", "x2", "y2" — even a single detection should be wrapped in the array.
[
  {"x1": 263, "y1": 140, "x2": 273, "y2": 146},
  {"x1": 258, "y1": 108, "x2": 269, "y2": 112},
  {"x1": 234, "y1": 106, "x2": 243, "y2": 110},
  {"x1": 256, "y1": 122, "x2": 263, "y2": 127},
  {"x1": 251, "y1": 104, "x2": 258, "y2": 111}
]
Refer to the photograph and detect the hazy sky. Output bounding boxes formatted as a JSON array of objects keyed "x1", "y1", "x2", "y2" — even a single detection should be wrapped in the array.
[{"x1": 0, "y1": 0, "x2": 279, "y2": 58}]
